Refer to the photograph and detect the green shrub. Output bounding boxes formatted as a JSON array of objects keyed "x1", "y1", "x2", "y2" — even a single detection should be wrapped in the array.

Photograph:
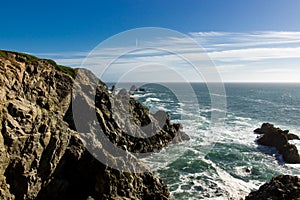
[
  {"x1": 0, "y1": 50, "x2": 77, "y2": 78},
  {"x1": 54, "y1": 64, "x2": 77, "y2": 78},
  {"x1": 0, "y1": 51, "x2": 8, "y2": 59}
]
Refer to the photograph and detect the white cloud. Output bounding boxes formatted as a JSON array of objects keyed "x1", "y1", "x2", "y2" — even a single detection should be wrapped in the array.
[
  {"x1": 209, "y1": 47, "x2": 300, "y2": 62},
  {"x1": 189, "y1": 32, "x2": 230, "y2": 37},
  {"x1": 32, "y1": 31, "x2": 300, "y2": 82},
  {"x1": 191, "y1": 31, "x2": 300, "y2": 51},
  {"x1": 257, "y1": 68, "x2": 299, "y2": 73}
]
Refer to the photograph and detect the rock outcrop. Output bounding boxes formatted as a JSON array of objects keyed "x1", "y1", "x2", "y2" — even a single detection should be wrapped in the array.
[
  {"x1": 254, "y1": 123, "x2": 300, "y2": 164},
  {"x1": 0, "y1": 50, "x2": 189, "y2": 200},
  {"x1": 245, "y1": 175, "x2": 300, "y2": 200},
  {"x1": 129, "y1": 85, "x2": 146, "y2": 95}
]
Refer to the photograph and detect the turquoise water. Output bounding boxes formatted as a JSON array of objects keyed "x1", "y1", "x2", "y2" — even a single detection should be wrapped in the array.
[{"x1": 111, "y1": 83, "x2": 300, "y2": 199}]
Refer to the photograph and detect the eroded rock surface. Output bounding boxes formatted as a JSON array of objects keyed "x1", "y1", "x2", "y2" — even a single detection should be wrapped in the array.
[{"x1": 0, "y1": 50, "x2": 188, "y2": 200}]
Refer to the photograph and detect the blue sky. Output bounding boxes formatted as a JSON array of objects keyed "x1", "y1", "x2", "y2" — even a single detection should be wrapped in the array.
[{"x1": 1, "y1": 0, "x2": 300, "y2": 82}]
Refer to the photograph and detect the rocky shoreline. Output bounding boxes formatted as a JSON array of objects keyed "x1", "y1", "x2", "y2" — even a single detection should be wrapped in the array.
[
  {"x1": 0, "y1": 50, "x2": 189, "y2": 199},
  {"x1": 1, "y1": 50, "x2": 300, "y2": 200}
]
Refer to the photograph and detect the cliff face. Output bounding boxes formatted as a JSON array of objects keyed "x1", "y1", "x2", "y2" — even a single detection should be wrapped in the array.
[{"x1": 0, "y1": 50, "x2": 188, "y2": 200}]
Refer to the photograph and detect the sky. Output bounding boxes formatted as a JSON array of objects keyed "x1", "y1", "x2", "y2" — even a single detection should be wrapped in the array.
[{"x1": 1, "y1": 0, "x2": 300, "y2": 82}]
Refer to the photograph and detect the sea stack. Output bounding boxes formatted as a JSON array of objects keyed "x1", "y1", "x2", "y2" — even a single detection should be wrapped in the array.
[{"x1": 254, "y1": 123, "x2": 300, "y2": 164}]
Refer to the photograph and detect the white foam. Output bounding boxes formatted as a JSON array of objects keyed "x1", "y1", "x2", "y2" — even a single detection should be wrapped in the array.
[
  {"x1": 200, "y1": 108, "x2": 227, "y2": 113},
  {"x1": 167, "y1": 157, "x2": 261, "y2": 200},
  {"x1": 133, "y1": 92, "x2": 154, "y2": 98},
  {"x1": 145, "y1": 97, "x2": 161, "y2": 103},
  {"x1": 234, "y1": 166, "x2": 253, "y2": 178},
  {"x1": 210, "y1": 93, "x2": 227, "y2": 98},
  {"x1": 240, "y1": 96, "x2": 276, "y2": 106},
  {"x1": 233, "y1": 116, "x2": 252, "y2": 121},
  {"x1": 132, "y1": 85, "x2": 300, "y2": 199},
  {"x1": 208, "y1": 159, "x2": 258, "y2": 199}
]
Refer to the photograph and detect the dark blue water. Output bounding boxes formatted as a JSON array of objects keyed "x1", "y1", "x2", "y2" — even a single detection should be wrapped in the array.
[{"x1": 108, "y1": 82, "x2": 300, "y2": 199}]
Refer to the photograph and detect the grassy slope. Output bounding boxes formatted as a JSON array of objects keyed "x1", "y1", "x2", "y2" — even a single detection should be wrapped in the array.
[{"x1": 0, "y1": 50, "x2": 77, "y2": 78}]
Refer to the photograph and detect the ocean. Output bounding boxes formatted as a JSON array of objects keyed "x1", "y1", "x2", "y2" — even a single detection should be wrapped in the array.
[{"x1": 108, "y1": 83, "x2": 300, "y2": 199}]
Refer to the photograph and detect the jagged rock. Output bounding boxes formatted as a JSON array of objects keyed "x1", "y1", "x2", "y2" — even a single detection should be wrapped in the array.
[
  {"x1": 288, "y1": 133, "x2": 300, "y2": 140},
  {"x1": 245, "y1": 175, "x2": 300, "y2": 200},
  {"x1": 253, "y1": 128, "x2": 263, "y2": 134},
  {"x1": 94, "y1": 86, "x2": 190, "y2": 153},
  {"x1": 139, "y1": 88, "x2": 146, "y2": 92},
  {"x1": 129, "y1": 85, "x2": 146, "y2": 95},
  {"x1": 110, "y1": 85, "x2": 116, "y2": 93},
  {"x1": 117, "y1": 88, "x2": 129, "y2": 97},
  {"x1": 254, "y1": 123, "x2": 300, "y2": 164},
  {"x1": 0, "y1": 50, "x2": 188, "y2": 200},
  {"x1": 129, "y1": 85, "x2": 138, "y2": 92}
]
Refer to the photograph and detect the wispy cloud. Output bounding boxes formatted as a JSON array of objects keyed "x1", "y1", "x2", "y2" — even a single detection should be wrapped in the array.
[
  {"x1": 209, "y1": 47, "x2": 300, "y2": 62},
  {"x1": 191, "y1": 31, "x2": 300, "y2": 49},
  {"x1": 190, "y1": 32, "x2": 230, "y2": 37},
  {"x1": 33, "y1": 31, "x2": 300, "y2": 82}
]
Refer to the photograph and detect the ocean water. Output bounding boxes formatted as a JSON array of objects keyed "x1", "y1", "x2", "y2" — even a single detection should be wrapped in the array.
[{"x1": 109, "y1": 83, "x2": 300, "y2": 199}]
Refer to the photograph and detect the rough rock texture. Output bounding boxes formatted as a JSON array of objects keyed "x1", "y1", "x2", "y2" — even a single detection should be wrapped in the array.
[
  {"x1": 245, "y1": 175, "x2": 300, "y2": 200},
  {"x1": 0, "y1": 50, "x2": 189, "y2": 200},
  {"x1": 254, "y1": 123, "x2": 300, "y2": 164}
]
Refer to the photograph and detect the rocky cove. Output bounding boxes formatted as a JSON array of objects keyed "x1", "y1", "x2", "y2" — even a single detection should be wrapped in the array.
[{"x1": 0, "y1": 50, "x2": 300, "y2": 200}]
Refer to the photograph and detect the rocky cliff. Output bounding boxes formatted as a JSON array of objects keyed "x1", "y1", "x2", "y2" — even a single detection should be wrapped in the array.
[{"x1": 0, "y1": 50, "x2": 189, "y2": 200}]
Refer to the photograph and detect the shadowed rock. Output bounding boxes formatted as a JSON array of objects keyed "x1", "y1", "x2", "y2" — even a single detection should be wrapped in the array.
[
  {"x1": 254, "y1": 123, "x2": 300, "y2": 164},
  {"x1": 245, "y1": 175, "x2": 300, "y2": 200}
]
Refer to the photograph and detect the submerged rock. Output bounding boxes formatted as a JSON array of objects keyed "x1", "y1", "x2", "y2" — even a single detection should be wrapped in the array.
[
  {"x1": 0, "y1": 50, "x2": 188, "y2": 199},
  {"x1": 245, "y1": 175, "x2": 300, "y2": 200},
  {"x1": 254, "y1": 123, "x2": 300, "y2": 164}
]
